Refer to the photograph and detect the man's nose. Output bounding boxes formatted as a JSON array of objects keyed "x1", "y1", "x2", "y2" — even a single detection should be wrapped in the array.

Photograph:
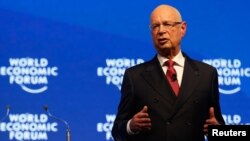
[{"x1": 158, "y1": 25, "x2": 167, "y2": 33}]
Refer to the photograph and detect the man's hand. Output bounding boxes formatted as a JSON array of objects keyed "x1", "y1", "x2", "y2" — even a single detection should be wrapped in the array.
[
  {"x1": 203, "y1": 107, "x2": 220, "y2": 135},
  {"x1": 130, "y1": 106, "x2": 152, "y2": 133}
]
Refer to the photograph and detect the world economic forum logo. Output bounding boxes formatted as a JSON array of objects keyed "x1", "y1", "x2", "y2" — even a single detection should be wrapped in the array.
[
  {"x1": 97, "y1": 114, "x2": 116, "y2": 140},
  {"x1": 223, "y1": 114, "x2": 250, "y2": 125},
  {"x1": 0, "y1": 57, "x2": 58, "y2": 94},
  {"x1": 97, "y1": 58, "x2": 144, "y2": 90},
  {"x1": 203, "y1": 58, "x2": 250, "y2": 95},
  {"x1": 0, "y1": 113, "x2": 59, "y2": 141}
]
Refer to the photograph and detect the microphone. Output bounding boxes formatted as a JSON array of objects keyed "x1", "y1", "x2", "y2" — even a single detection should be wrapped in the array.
[
  {"x1": 0, "y1": 105, "x2": 11, "y2": 122},
  {"x1": 43, "y1": 105, "x2": 71, "y2": 141},
  {"x1": 171, "y1": 73, "x2": 177, "y2": 81}
]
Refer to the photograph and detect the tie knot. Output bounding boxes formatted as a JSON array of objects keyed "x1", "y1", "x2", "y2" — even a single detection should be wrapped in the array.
[{"x1": 166, "y1": 60, "x2": 175, "y2": 67}]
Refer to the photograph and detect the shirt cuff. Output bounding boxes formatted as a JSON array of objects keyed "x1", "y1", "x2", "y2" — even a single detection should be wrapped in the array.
[{"x1": 126, "y1": 119, "x2": 139, "y2": 135}]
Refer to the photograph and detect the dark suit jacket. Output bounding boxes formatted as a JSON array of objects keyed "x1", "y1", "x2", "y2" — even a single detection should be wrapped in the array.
[{"x1": 112, "y1": 53, "x2": 225, "y2": 141}]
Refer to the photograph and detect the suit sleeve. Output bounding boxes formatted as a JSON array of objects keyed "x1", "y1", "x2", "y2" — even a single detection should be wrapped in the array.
[
  {"x1": 112, "y1": 70, "x2": 136, "y2": 141},
  {"x1": 210, "y1": 68, "x2": 225, "y2": 125}
]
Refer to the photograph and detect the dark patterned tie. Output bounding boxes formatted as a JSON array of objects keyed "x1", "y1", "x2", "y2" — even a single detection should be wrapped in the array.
[{"x1": 166, "y1": 60, "x2": 179, "y2": 96}]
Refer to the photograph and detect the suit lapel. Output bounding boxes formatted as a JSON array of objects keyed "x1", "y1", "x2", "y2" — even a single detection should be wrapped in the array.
[
  {"x1": 169, "y1": 56, "x2": 201, "y2": 118},
  {"x1": 140, "y1": 55, "x2": 201, "y2": 119},
  {"x1": 141, "y1": 56, "x2": 177, "y2": 104}
]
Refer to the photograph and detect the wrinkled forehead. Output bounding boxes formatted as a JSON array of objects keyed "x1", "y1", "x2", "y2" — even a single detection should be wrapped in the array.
[{"x1": 150, "y1": 5, "x2": 182, "y2": 23}]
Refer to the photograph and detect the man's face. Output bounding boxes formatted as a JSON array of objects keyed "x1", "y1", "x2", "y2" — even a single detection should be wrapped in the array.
[{"x1": 150, "y1": 9, "x2": 186, "y2": 55}]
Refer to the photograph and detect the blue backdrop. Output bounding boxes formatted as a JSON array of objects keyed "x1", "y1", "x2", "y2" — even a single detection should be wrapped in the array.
[{"x1": 0, "y1": 0, "x2": 250, "y2": 141}]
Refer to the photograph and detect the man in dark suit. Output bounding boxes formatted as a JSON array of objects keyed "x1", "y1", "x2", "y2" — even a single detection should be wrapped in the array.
[{"x1": 112, "y1": 4, "x2": 225, "y2": 141}]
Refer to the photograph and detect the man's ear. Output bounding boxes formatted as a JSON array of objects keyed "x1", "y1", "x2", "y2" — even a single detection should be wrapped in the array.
[{"x1": 181, "y1": 21, "x2": 187, "y2": 37}]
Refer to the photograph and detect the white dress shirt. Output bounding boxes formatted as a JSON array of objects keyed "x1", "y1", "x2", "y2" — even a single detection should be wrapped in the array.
[{"x1": 157, "y1": 50, "x2": 185, "y2": 86}]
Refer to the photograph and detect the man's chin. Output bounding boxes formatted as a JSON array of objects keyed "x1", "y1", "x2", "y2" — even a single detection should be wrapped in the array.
[
  {"x1": 158, "y1": 43, "x2": 172, "y2": 48},
  {"x1": 158, "y1": 48, "x2": 171, "y2": 55},
  {"x1": 159, "y1": 46, "x2": 172, "y2": 51}
]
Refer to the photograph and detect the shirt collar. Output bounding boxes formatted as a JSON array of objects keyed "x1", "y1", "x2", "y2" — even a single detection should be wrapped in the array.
[{"x1": 157, "y1": 50, "x2": 185, "y2": 67}]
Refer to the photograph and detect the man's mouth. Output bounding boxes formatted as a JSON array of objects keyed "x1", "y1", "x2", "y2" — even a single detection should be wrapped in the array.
[{"x1": 158, "y1": 38, "x2": 169, "y2": 44}]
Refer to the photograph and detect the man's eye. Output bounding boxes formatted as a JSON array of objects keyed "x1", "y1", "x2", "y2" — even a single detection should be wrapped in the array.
[
  {"x1": 152, "y1": 25, "x2": 159, "y2": 29},
  {"x1": 163, "y1": 23, "x2": 171, "y2": 26}
]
